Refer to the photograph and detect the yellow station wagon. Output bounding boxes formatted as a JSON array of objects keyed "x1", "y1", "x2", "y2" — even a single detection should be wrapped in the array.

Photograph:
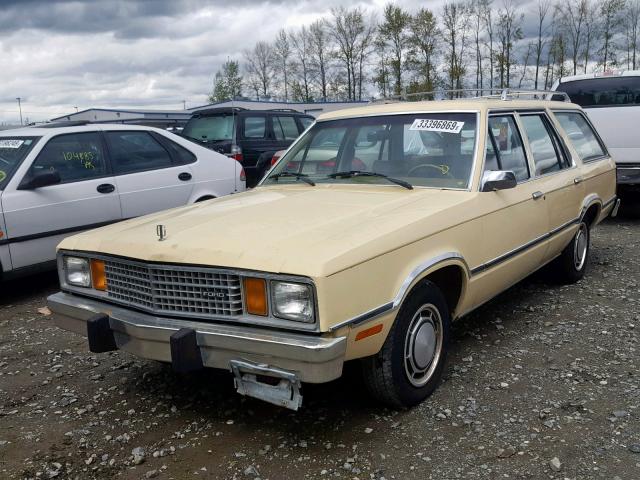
[{"x1": 48, "y1": 91, "x2": 618, "y2": 410}]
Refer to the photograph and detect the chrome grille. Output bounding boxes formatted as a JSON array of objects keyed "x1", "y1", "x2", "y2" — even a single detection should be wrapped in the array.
[{"x1": 104, "y1": 259, "x2": 243, "y2": 318}]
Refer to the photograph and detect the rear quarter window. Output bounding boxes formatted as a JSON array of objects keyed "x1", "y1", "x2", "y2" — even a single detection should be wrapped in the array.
[{"x1": 553, "y1": 112, "x2": 607, "y2": 162}]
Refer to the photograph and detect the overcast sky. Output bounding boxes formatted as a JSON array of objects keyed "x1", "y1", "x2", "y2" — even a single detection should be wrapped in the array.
[{"x1": 0, "y1": 0, "x2": 534, "y2": 125}]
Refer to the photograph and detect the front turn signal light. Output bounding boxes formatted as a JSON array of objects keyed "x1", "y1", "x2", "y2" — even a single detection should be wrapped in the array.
[
  {"x1": 244, "y1": 277, "x2": 267, "y2": 316},
  {"x1": 91, "y1": 259, "x2": 107, "y2": 291}
]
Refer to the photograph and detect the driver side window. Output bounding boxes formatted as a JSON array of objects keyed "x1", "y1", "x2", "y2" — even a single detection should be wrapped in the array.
[
  {"x1": 485, "y1": 116, "x2": 530, "y2": 182},
  {"x1": 30, "y1": 132, "x2": 107, "y2": 183}
]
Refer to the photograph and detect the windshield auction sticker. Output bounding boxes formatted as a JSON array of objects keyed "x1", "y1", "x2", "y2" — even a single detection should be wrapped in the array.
[
  {"x1": 410, "y1": 119, "x2": 465, "y2": 134},
  {"x1": 0, "y1": 171, "x2": 6, "y2": 182},
  {"x1": 0, "y1": 139, "x2": 24, "y2": 149}
]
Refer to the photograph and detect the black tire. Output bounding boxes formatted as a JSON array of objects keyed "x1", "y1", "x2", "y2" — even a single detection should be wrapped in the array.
[
  {"x1": 552, "y1": 220, "x2": 590, "y2": 284},
  {"x1": 361, "y1": 280, "x2": 451, "y2": 408}
]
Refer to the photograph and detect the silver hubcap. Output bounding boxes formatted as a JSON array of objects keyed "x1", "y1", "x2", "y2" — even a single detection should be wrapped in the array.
[
  {"x1": 574, "y1": 223, "x2": 588, "y2": 271},
  {"x1": 404, "y1": 304, "x2": 443, "y2": 387}
]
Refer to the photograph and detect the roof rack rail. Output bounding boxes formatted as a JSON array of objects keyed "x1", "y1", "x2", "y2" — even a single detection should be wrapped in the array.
[
  {"x1": 372, "y1": 88, "x2": 570, "y2": 103},
  {"x1": 267, "y1": 108, "x2": 301, "y2": 113},
  {"x1": 38, "y1": 120, "x2": 92, "y2": 128}
]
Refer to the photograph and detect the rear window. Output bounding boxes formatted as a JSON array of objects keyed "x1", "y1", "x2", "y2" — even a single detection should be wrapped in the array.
[
  {"x1": 555, "y1": 76, "x2": 640, "y2": 107},
  {"x1": 182, "y1": 115, "x2": 234, "y2": 142},
  {"x1": 553, "y1": 111, "x2": 607, "y2": 162}
]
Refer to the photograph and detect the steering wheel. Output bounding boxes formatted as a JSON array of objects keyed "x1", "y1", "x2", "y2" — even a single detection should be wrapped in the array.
[{"x1": 407, "y1": 163, "x2": 454, "y2": 178}]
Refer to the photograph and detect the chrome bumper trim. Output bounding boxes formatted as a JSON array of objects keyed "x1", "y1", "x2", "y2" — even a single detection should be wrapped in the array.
[{"x1": 47, "y1": 292, "x2": 346, "y2": 383}]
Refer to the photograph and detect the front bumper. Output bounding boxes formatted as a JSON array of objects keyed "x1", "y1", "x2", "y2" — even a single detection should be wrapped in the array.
[
  {"x1": 617, "y1": 165, "x2": 640, "y2": 185},
  {"x1": 47, "y1": 291, "x2": 346, "y2": 383}
]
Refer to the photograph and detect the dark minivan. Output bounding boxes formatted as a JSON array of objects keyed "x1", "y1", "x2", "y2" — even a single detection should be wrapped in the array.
[{"x1": 181, "y1": 107, "x2": 314, "y2": 186}]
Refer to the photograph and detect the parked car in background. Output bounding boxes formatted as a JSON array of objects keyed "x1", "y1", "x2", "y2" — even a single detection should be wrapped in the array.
[
  {"x1": 552, "y1": 70, "x2": 640, "y2": 197},
  {"x1": 181, "y1": 107, "x2": 314, "y2": 186},
  {"x1": 0, "y1": 124, "x2": 244, "y2": 279},
  {"x1": 48, "y1": 93, "x2": 616, "y2": 410}
]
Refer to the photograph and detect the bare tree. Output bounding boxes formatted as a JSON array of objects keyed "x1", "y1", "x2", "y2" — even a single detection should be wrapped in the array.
[
  {"x1": 582, "y1": 1, "x2": 598, "y2": 73},
  {"x1": 331, "y1": 6, "x2": 364, "y2": 100},
  {"x1": 356, "y1": 13, "x2": 377, "y2": 100},
  {"x1": 624, "y1": 0, "x2": 640, "y2": 69},
  {"x1": 556, "y1": 0, "x2": 588, "y2": 75},
  {"x1": 407, "y1": 7, "x2": 440, "y2": 96},
  {"x1": 599, "y1": 0, "x2": 626, "y2": 70},
  {"x1": 442, "y1": 1, "x2": 472, "y2": 96},
  {"x1": 273, "y1": 29, "x2": 293, "y2": 100},
  {"x1": 496, "y1": 0, "x2": 523, "y2": 88},
  {"x1": 470, "y1": 0, "x2": 492, "y2": 92},
  {"x1": 483, "y1": 2, "x2": 496, "y2": 88},
  {"x1": 534, "y1": 0, "x2": 551, "y2": 89},
  {"x1": 518, "y1": 43, "x2": 533, "y2": 87},
  {"x1": 378, "y1": 3, "x2": 411, "y2": 96},
  {"x1": 309, "y1": 19, "x2": 331, "y2": 101},
  {"x1": 244, "y1": 41, "x2": 274, "y2": 98},
  {"x1": 292, "y1": 26, "x2": 314, "y2": 101}
]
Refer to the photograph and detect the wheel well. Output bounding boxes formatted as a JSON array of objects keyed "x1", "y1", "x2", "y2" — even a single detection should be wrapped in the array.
[
  {"x1": 422, "y1": 265, "x2": 464, "y2": 316},
  {"x1": 195, "y1": 195, "x2": 215, "y2": 202},
  {"x1": 582, "y1": 203, "x2": 600, "y2": 227}
]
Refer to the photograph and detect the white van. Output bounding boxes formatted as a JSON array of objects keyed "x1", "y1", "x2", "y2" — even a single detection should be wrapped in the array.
[{"x1": 552, "y1": 70, "x2": 640, "y2": 194}]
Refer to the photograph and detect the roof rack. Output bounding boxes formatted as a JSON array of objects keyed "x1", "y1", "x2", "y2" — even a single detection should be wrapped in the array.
[
  {"x1": 267, "y1": 108, "x2": 301, "y2": 113},
  {"x1": 38, "y1": 120, "x2": 92, "y2": 128},
  {"x1": 373, "y1": 88, "x2": 571, "y2": 103}
]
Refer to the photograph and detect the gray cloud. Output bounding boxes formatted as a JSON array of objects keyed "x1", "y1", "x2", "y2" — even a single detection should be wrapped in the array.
[{"x1": 0, "y1": 0, "x2": 539, "y2": 124}]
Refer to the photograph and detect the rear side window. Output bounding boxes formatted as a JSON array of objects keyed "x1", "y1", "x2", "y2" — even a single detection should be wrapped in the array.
[
  {"x1": 162, "y1": 137, "x2": 197, "y2": 165},
  {"x1": 106, "y1": 131, "x2": 172, "y2": 175},
  {"x1": 486, "y1": 116, "x2": 530, "y2": 182},
  {"x1": 519, "y1": 114, "x2": 569, "y2": 176},
  {"x1": 553, "y1": 112, "x2": 607, "y2": 162},
  {"x1": 243, "y1": 117, "x2": 266, "y2": 139},
  {"x1": 273, "y1": 116, "x2": 300, "y2": 140},
  {"x1": 31, "y1": 132, "x2": 107, "y2": 183}
]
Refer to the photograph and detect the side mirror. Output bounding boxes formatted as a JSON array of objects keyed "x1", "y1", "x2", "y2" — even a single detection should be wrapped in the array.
[
  {"x1": 19, "y1": 170, "x2": 62, "y2": 190},
  {"x1": 481, "y1": 170, "x2": 517, "y2": 192}
]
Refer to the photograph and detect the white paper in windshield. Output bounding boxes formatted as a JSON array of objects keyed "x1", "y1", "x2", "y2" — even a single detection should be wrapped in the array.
[
  {"x1": 0, "y1": 139, "x2": 24, "y2": 149},
  {"x1": 409, "y1": 119, "x2": 465, "y2": 134}
]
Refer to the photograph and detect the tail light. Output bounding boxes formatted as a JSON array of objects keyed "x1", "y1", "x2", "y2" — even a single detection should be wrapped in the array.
[
  {"x1": 226, "y1": 144, "x2": 243, "y2": 162},
  {"x1": 271, "y1": 150, "x2": 285, "y2": 166},
  {"x1": 239, "y1": 167, "x2": 246, "y2": 182}
]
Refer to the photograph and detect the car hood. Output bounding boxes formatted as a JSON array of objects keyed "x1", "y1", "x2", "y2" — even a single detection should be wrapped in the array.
[{"x1": 59, "y1": 185, "x2": 476, "y2": 277}]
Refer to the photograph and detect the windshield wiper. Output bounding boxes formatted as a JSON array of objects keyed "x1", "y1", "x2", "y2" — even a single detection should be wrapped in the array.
[
  {"x1": 271, "y1": 171, "x2": 316, "y2": 186},
  {"x1": 328, "y1": 170, "x2": 413, "y2": 190}
]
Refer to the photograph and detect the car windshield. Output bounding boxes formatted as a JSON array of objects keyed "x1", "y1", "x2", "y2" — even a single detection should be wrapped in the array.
[
  {"x1": 262, "y1": 113, "x2": 478, "y2": 189},
  {"x1": 0, "y1": 137, "x2": 40, "y2": 190},
  {"x1": 182, "y1": 114, "x2": 235, "y2": 142}
]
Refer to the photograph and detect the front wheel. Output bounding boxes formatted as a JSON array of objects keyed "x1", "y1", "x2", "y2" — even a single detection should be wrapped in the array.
[
  {"x1": 361, "y1": 280, "x2": 451, "y2": 408},
  {"x1": 552, "y1": 220, "x2": 590, "y2": 284}
]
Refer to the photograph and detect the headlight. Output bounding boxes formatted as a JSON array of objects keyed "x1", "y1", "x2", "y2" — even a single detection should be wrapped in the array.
[
  {"x1": 64, "y1": 256, "x2": 91, "y2": 287},
  {"x1": 271, "y1": 281, "x2": 314, "y2": 323}
]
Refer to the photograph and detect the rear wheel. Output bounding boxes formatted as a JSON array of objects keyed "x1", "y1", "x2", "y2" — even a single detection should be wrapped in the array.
[
  {"x1": 361, "y1": 280, "x2": 451, "y2": 408},
  {"x1": 552, "y1": 220, "x2": 590, "y2": 284}
]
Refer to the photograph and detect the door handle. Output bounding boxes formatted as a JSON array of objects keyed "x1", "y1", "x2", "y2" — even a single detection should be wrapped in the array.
[
  {"x1": 97, "y1": 183, "x2": 115, "y2": 194},
  {"x1": 532, "y1": 191, "x2": 544, "y2": 200},
  {"x1": 178, "y1": 172, "x2": 192, "y2": 181},
  {"x1": 573, "y1": 177, "x2": 583, "y2": 185}
]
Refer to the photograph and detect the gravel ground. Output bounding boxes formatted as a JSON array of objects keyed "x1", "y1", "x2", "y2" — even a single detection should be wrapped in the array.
[{"x1": 0, "y1": 215, "x2": 638, "y2": 480}]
